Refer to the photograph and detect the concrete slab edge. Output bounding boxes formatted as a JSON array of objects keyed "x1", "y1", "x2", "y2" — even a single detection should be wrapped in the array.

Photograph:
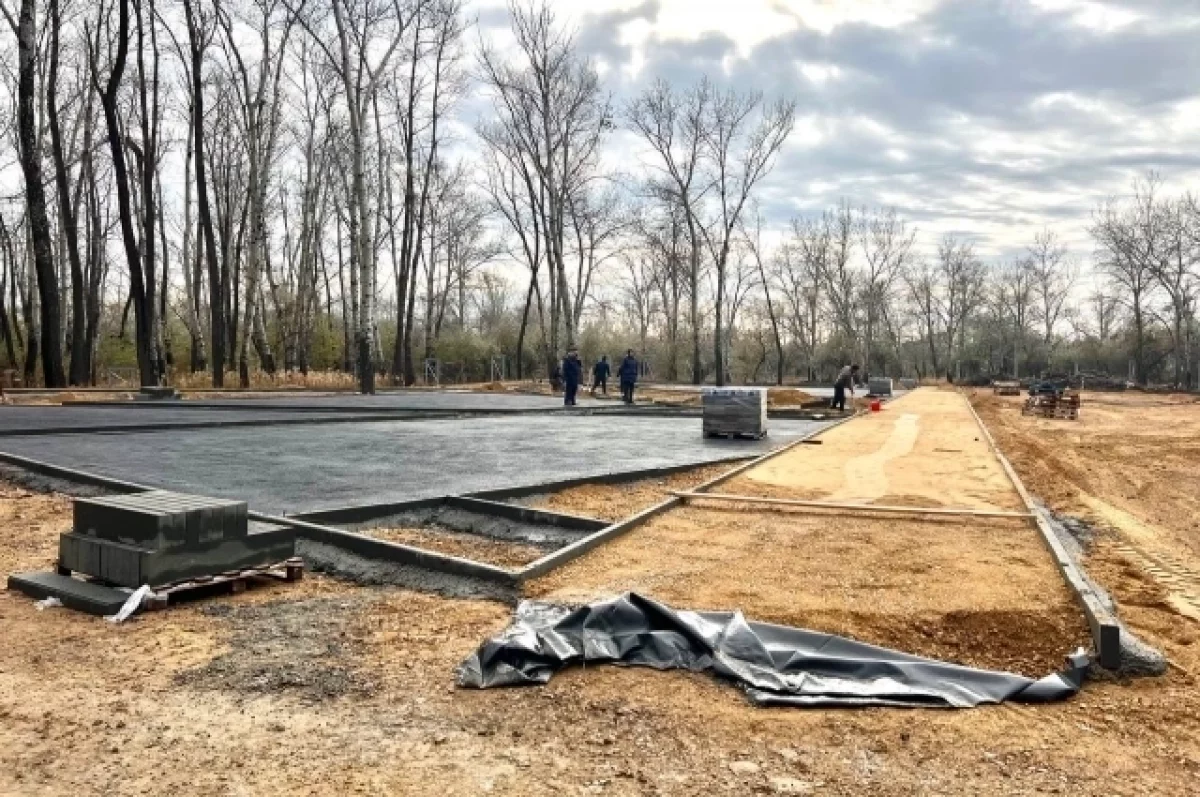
[
  {"x1": 289, "y1": 496, "x2": 451, "y2": 525},
  {"x1": 512, "y1": 412, "x2": 862, "y2": 582},
  {"x1": 445, "y1": 496, "x2": 608, "y2": 533},
  {"x1": 0, "y1": 450, "x2": 152, "y2": 494},
  {"x1": 463, "y1": 456, "x2": 756, "y2": 502},
  {"x1": 291, "y1": 493, "x2": 603, "y2": 535},
  {"x1": 249, "y1": 510, "x2": 519, "y2": 587},
  {"x1": 961, "y1": 391, "x2": 1123, "y2": 671}
]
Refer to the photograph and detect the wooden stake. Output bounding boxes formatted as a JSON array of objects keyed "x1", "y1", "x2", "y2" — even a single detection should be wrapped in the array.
[{"x1": 671, "y1": 491, "x2": 1034, "y2": 519}]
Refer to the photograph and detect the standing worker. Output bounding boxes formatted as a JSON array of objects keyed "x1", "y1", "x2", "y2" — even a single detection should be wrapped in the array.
[
  {"x1": 832, "y1": 363, "x2": 859, "y2": 411},
  {"x1": 619, "y1": 349, "x2": 639, "y2": 405},
  {"x1": 562, "y1": 348, "x2": 583, "y2": 406},
  {"x1": 591, "y1": 355, "x2": 610, "y2": 396}
]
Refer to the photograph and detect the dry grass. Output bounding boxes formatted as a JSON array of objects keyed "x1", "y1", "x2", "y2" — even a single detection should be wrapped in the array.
[{"x1": 170, "y1": 370, "x2": 359, "y2": 391}]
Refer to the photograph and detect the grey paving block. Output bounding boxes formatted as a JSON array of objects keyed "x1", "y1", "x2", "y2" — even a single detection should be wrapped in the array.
[
  {"x1": 73, "y1": 491, "x2": 248, "y2": 548},
  {"x1": 59, "y1": 532, "x2": 103, "y2": 576},
  {"x1": 7, "y1": 571, "x2": 131, "y2": 616},
  {"x1": 57, "y1": 528, "x2": 294, "y2": 587},
  {"x1": 141, "y1": 529, "x2": 295, "y2": 586}
]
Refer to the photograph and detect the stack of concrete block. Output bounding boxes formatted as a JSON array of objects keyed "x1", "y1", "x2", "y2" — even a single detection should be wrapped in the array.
[
  {"x1": 57, "y1": 490, "x2": 294, "y2": 588},
  {"x1": 702, "y1": 388, "x2": 768, "y2": 439},
  {"x1": 867, "y1": 377, "x2": 894, "y2": 396}
]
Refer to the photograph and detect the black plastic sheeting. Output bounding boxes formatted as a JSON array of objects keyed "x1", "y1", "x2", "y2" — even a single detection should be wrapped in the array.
[{"x1": 458, "y1": 593, "x2": 1089, "y2": 708}]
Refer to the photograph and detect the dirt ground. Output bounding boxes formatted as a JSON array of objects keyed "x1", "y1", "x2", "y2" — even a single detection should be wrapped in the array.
[
  {"x1": 522, "y1": 461, "x2": 741, "y2": 522},
  {"x1": 359, "y1": 526, "x2": 546, "y2": 569},
  {"x1": 528, "y1": 506, "x2": 1088, "y2": 676},
  {"x1": 724, "y1": 389, "x2": 1025, "y2": 511},
  {"x1": 3, "y1": 389, "x2": 1200, "y2": 794}
]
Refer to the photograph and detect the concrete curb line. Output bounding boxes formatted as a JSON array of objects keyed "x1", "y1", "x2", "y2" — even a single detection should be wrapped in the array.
[
  {"x1": 512, "y1": 411, "x2": 862, "y2": 582},
  {"x1": 0, "y1": 450, "x2": 152, "y2": 493},
  {"x1": 961, "y1": 390, "x2": 1122, "y2": 670},
  {"x1": 248, "y1": 510, "x2": 520, "y2": 587}
]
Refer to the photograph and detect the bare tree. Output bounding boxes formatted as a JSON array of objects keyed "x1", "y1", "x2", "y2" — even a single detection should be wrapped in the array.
[
  {"x1": 904, "y1": 259, "x2": 941, "y2": 377},
  {"x1": 87, "y1": 0, "x2": 158, "y2": 385},
  {"x1": 4, "y1": 0, "x2": 67, "y2": 385},
  {"x1": 478, "y1": 1, "x2": 611, "y2": 374},
  {"x1": 936, "y1": 235, "x2": 987, "y2": 382},
  {"x1": 994, "y1": 257, "x2": 1034, "y2": 377},
  {"x1": 776, "y1": 234, "x2": 824, "y2": 381},
  {"x1": 1154, "y1": 198, "x2": 1198, "y2": 387},
  {"x1": 216, "y1": 0, "x2": 295, "y2": 385},
  {"x1": 626, "y1": 78, "x2": 711, "y2": 384},
  {"x1": 699, "y1": 86, "x2": 795, "y2": 385},
  {"x1": 1091, "y1": 177, "x2": 1165, "y2": 385},
  {"x1": 292, "y1": 0, "x2": 417, "y2": 393},
  {"x1": 857, "y1": 207, "x2": 914, "y2": 373},
  {"x1": 740, "y1": 209, "x2": 784, "y2": 384},
  {"x1": 180, "y1": 0, "x2": 227, "y2": 385},
  {"x1": 1026, "y1": 228, "x2": 1078, "y2": 352}
]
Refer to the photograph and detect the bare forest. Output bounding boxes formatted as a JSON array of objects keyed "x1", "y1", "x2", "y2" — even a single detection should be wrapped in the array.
[{"x1": 2, "y1": 0, "x2": 1199, "y2": 390}]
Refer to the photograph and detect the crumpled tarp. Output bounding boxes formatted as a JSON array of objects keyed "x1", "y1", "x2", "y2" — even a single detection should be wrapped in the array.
[{"x1": 457, "y1": 592, "x2": 1088, "y2": 708}]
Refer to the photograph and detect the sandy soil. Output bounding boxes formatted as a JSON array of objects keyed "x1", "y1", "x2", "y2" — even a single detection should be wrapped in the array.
[
  {"x1": 724, "y1": 389, "x2": 1025, "y2": 511},
  {"x1": 522, "y1": 462, "x2": 741, "y2": 522},
  {"x1": 528, "y1": 505, "x2": 1087, "y2": 675},
  {"x1": 361, "y1": 525, "x2": 546, "y2": 568},
  {"x1": 972, "y1": 389, "x2": 1200, "y2": 627},
  {"x1": 3, "y1": 389, "x2": 1200, "y2": 794}
]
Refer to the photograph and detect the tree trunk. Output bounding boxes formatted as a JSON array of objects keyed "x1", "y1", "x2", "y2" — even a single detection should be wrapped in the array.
[
  {"x1": 48, "y1": 0, "x2": 88, "y2": 385},
  {"x1": 93, "y1": 0, "x2": 155, "y2": 386},
  {"x1": 184, "y1": 0, "x2": 223, "y2": 386},
  {"x1": 15, "y1": 0, "x2": 67, "y2": 386}
]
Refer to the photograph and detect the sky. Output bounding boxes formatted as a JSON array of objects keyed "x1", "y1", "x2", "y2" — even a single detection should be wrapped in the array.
[{"x1": 469, "y1": 0, "x2": 1200, "y2": 264}]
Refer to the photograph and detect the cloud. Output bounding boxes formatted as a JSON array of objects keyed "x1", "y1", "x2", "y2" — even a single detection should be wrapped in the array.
[{"x1": 519, "y1": 0, "x2": 1200, "y2": 258}]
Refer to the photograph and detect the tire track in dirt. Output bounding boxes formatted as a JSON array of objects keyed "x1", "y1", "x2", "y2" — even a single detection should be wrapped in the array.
[{"x1": 1112, "y1": 541, "x2": 1200, "y2": 623}]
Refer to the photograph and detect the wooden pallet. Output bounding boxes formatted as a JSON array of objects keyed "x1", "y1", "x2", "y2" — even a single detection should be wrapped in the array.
[
  {"x1": 703, "y1": 430, "x2": 767, "y2": 440},
  {"x1": 143, "y1": 557, "x2": 304, "y2": 610}
]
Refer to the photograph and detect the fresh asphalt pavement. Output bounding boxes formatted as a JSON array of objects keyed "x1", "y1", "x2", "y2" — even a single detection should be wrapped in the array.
[
  {"x1": 0, "y1": 413, "x2": 829, "y2": 515},
  {"x1": 60, "y1": 391, "x2": 589, "y2": 413},
  {"x1": 0, "y1": 405, "x2": 438, "y2": 435}
]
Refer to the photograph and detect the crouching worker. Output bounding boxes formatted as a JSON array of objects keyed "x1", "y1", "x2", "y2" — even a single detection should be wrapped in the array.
[{"x1": 832, "y1": 363, "x2": 859, "y2": 411}]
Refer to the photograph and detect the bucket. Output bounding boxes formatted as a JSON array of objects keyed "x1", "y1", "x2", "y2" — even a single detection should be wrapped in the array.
[{"x1": 869, "y1": 399, "x2": 882, "y2": 412}]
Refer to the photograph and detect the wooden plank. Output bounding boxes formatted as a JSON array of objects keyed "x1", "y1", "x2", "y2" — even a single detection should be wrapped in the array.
[{"x1": 670, "y1": 491, "x2": 1034, "y2": 519}]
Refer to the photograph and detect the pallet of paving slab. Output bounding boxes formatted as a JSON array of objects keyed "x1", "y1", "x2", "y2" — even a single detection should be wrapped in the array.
[{"x1": 142, "y1": 557, "x2": 305, "y2": 610}]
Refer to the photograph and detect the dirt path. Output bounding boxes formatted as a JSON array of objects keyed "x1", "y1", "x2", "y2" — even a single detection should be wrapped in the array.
[
  {"x1": 527, "y1": 389, "x2": 1088, "y2": 676},
  {"x1": 3, "y1": 391, "x2": 1200, "y2": 795},
  {"x1": 726, "y1": 389, "x2": 1024, "y2": 510}
]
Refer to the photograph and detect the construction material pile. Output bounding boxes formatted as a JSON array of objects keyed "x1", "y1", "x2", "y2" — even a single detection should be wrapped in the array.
[
  {"x1": 867, "y1": 377, "x2": 894, "y2": 396},
  {"x1": 58, "y1": 491, "x2": 295, "y2": 588},
  {"x1": 1023, "y1": 390, "x2": 1081, "y2": 420},
  {"x1": 993, "y1": 380, "x2": 1021, "y2": 396},
  {"x1": 702, "y1": 387, "x2": 768, "y2": 439},
  {"x1": 9, "y1": 490, "x2": 297, "y2": 616}
]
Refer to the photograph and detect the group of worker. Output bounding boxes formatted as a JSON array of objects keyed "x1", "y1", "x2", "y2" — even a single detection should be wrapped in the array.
[
  {"x1": 559, "y1": 349, "x2": 639, "y2": 406},
  {"x1": 557, "y1": 354, "x2": 861, "y2": 410}
]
